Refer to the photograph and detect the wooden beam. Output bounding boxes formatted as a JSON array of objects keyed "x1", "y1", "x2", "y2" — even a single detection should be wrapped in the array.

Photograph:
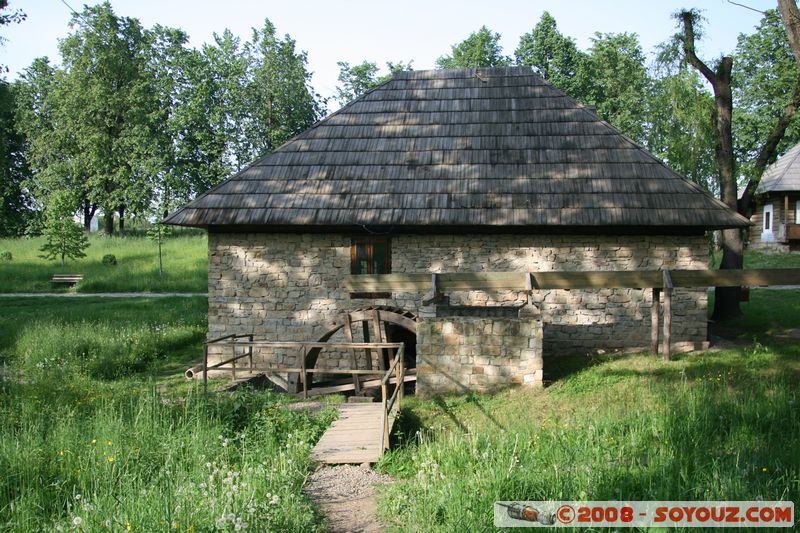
[
  {"x1": 371, "y1": 310, "x2": 387, "y2": 371},
  {"x1": 651, "y1": 288, "x2": 661, "y2": 357},
  {"x1": 422, "y1": 273, "x2": 442, "y2": 305},
  {"x1": 662, "y1": 270, "x2": 673, "y2": 362},
  {"x1": 343, "y1": 313, "x2": 361, "y2": 395},
  {"x1": 347, "y1": 268, "x2": 800, "y2": 292}
]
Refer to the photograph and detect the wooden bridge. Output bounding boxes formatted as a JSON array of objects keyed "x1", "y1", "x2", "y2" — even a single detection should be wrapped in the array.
[{"x1": 196, "y1": 337, "x2": 408, "y2": 463}]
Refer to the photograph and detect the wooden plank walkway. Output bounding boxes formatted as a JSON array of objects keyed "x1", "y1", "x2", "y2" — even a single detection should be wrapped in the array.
[{"x1": 310, "y1": 404, "x2": 394, "y2": 464}]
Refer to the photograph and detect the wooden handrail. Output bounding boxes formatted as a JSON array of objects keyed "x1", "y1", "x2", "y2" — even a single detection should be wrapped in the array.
[{"x1": 202, "y1": 337, "x2": 407, "y2": 454}]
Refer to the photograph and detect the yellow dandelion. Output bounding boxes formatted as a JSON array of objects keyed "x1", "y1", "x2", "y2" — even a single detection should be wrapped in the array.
[
  {"x1": 126, "y1": 523, "x2": 132, "y2": 531},
  {"x1": 107, "y1": 456, "x2": 115, "y2": 463},
  {"x1": 106, "y1": 440, "x2": 113, "y2": 446},
  {"x1": 762, "y1": 467, "x2": 768, "y2": 472},
  {"x1": 91, "y1": 439, "x2": 97, "y2": 444},
  {"x1": 58, "y1": 450, "x2": 64, "y2": 456},
  {"x1": 187, "y1": 526, "x2": 194, "y2": 532}
]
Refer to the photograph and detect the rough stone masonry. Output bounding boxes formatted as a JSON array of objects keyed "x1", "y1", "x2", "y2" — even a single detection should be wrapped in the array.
[{"x1": 206, "y1": 232, "x2": 708, "y2": 395}]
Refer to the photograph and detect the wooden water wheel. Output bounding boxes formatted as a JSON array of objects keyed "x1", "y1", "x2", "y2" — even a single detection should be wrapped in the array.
[{"x1": 295, "y1": 306, "x2": 417, "y2": 393}]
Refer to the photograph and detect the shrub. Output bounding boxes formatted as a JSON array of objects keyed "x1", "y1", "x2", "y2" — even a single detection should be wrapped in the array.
[
  {"x1": 0, "y1": 251, "x2": 11, "y2": 261},
  {"x1": 101, "y1": 254, "x2": 117, "y2": 266}
]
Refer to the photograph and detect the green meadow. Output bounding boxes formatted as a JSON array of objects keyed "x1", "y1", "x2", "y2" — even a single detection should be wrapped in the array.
[
  {"x1": 0, "y1": 233, "x2": 207, "y2": 293},
  {"x1": 0, "y1": 242, "x2": 798, "y2": 531}
]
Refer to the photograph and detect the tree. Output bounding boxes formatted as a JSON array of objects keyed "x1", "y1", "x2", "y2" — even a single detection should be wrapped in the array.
[
  {"x1": 515, "y1": 12, "x2": 585, "y2": 97},
  {"x1": 576, "y1": 32, "x2": 651, "y2": 144},
  {"x1": 733, "y1": 8, "x2": 800, "y2": 185},
  {"x1": 436, "y1": 26, "x2": 511, "y2": 69},
  {"x1": 56, "y1": 2, "x2": 160, "y2": 236},
  {"x1": 17, "y1": 3, "x2": 161, "y2": 236},
  {"x1": 677, "y1": 6, "x2": 800, "y2": 319},
  {"x1": 334, "y1": 60, "x2": 413, "y2": 105},
  {"x1": 0, "y1": 0, "x2": 26, "y2": 73},
  {"x1": 0, "y1": 80, "x2": 31, "y2": 236},
  {"x1": 646, "y1": 68, "x2": 718, "y2": 194},
  {"x1": 39, "y1": 195, "x2": 89, "y2": 266},
  {"x1": 244, "y1": 19, "x2": 324, "y2": 160},
  {"x1": 147, "y1": 221, "x2": 170, "y2": 276}
]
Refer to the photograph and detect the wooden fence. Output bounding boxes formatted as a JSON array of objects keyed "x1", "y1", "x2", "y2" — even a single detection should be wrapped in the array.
[{"x1": 197, "y1": 336, "x2": 406, "y2": 452}]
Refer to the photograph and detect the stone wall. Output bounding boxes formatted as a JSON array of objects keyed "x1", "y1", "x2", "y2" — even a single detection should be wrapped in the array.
[
  {"x1": 206, "y1": 232, "x2": 709, "y2": 393},
  {"x1": 416, "y1": 317, "x2": 543, "y2": 396}
]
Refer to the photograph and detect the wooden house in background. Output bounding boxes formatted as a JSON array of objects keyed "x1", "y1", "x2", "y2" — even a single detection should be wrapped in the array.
[
  {"x1": 166, "y1": 67, "x2": 749, "y2": 396},
  {"x1": 750, "y1": 142, "x2": 800, "y2": 251}
]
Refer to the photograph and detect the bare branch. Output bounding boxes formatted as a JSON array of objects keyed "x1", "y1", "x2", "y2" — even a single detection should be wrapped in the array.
[{"x1": 678, "y1": 10, "x2": 718, "y2": 84}]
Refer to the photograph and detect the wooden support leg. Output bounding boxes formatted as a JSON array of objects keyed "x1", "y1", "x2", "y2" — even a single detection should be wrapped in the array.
[
  {"x1": 651, "y1": 288, "x2": 661, "y2": 356},
  {"x1": 362, "y1": 320, "x2": 373, "y2": 371},
  {"x1": 343, "y1": 314, "x2": 361, "y2": 394},
  {"x1": 662, "y1": 269, "x2": 673, "y2": 362},
  {"x1": 662, "y1": 288, "x2": 672, "y2": 361},
  {"x1": 301, "y1": 348, "x2": 308, "y2": 399},
  {"x1": 372, "y1": 310, "x2": 387, "y2": 371}
]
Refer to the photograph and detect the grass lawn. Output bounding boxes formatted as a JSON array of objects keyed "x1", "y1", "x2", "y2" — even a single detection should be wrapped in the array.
[
  {"x1": 0, "y1": 297, "x2": 334, "y2": 532},
  {"x1": 0, "y1": 233, "x2": 207, "y2": 293},
  {"x1": 374, "y1": 289, "x2": 800, "y2": 531},
  {"x1": 2, "y1": 249, "x2": 800, "y2": 531}
]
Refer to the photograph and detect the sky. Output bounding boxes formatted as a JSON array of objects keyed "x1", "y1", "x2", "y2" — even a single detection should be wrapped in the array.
[{"x1": 1, "y1": 0, "x2": 777, "y2": 109}]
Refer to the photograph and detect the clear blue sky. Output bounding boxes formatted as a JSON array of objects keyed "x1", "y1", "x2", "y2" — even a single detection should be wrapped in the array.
[{"x1": 1, "y1": 0, "x2": 776, "y2": 108}]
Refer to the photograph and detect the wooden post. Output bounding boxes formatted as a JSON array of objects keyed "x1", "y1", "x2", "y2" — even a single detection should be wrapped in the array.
[
  {"x1": 343, "y1": 314, "x2": 361, "y2": 394},
  {"x1": 381, "y1": 382, "x2": 388, "y2": 449},
  {"x1": 301, "y1": 347, "x2": 308, "y2": 399},
  {"x1": 231, "y1": 342, "x2": 237, "y2": 381},
  {"x1": 372, "y1": 310, "x2": 387, "y2": 371},
  {"x1": 662, "y1": 270, "x2": 673, "y2": 361},
  {"x1": 248, "y1": 335, "x2": 254, "y2": 373},
  {"x1": 650, "y1": 288, "x2": 661, "y2": 356},
  {"x1": 361, "y1": 320, "x2": 373, "y2": 371},
  {"x1": 396, "y1": 350, "x2": 402, "y2": 410},
  {"x1": 203, "y1": 343, "x2": 209, "y2": 395},
  {"x1": 786, "y1": 194, "x2": 790, "y2": 225}
]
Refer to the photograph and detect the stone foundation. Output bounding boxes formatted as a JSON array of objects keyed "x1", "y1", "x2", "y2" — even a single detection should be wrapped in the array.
[{"x1": 417, "y1": 317, "x2": 543, "y2": 396}]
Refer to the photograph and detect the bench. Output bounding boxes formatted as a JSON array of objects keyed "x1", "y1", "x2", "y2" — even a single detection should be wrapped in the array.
[{"x1": 50, "y1": 274, "x2": 84, "y2": 286}]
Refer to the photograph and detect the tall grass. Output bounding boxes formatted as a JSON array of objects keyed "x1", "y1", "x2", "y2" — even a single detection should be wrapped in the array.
[
  {"x1": 377, "y1": 349, "x2": 800, "y2": 531},
  {"x1": 0, "y1": 234, "x2": 207, "y2": 293},
  {"x1": 0, "y1": 297, "x2": 335, "y2": 531},
  {"x1": 0, "y1": 381, "x2": 333, "y2": 532}
]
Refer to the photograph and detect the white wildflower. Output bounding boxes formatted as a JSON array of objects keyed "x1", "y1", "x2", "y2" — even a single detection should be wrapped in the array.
[
  {"x1": 72, "y1": 516, "x2": 82, "y2": 526},
  {"x1": 270, "y1": 494, "x2": 279, "y2": 505}
]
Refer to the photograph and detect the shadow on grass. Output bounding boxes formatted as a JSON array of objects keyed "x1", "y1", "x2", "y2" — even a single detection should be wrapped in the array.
[{"x1": 544, "y1": 353, "x2": 604, "y2": 384}]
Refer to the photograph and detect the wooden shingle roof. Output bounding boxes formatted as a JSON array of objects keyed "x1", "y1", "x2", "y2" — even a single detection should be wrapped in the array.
[
  {"x1": 165, "y1": 67, "x2": 749, "y2": 230},
  {"x1": 756, "y1": 142, "x2": 800, "y2": 194}
]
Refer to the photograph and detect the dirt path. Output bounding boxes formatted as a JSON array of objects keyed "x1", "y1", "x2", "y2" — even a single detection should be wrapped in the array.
[{"x1": 304, "y1": 465, "x2": 393, "y2": 533}]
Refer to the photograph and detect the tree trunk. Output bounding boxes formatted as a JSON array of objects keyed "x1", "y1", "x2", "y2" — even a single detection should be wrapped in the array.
[
  {"x1": 118, "y1": 205, "x2": 126, "y2": 233},
  {"x1": 82, "y1": 203, "x2": 97, "y2": 232},
  {"x1": 680, "y1": 11, "x2": 742, "y2": 319},
  {"x1": 709, "y1": 60, "x2": 743, "y2": 320},
  {"x1": 104, "y1": 211, "x2": 114, "y2": 236}
]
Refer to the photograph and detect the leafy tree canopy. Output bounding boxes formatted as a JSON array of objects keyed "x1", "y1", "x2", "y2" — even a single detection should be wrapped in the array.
[
  {"x1": 436, "y1": 26, "x2": 511, "y2": 69},
  {"x1": 515, "y1": 11, "x2": 585, "y2": 97}
]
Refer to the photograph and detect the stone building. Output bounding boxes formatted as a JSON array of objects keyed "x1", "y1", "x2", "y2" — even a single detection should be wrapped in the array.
[
  {"x1": 750, "y1": 142, "x2": 800, "y2": 252},
  {"x1": 165, "y1": 67, "x2": 748, "y2": 396}
]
